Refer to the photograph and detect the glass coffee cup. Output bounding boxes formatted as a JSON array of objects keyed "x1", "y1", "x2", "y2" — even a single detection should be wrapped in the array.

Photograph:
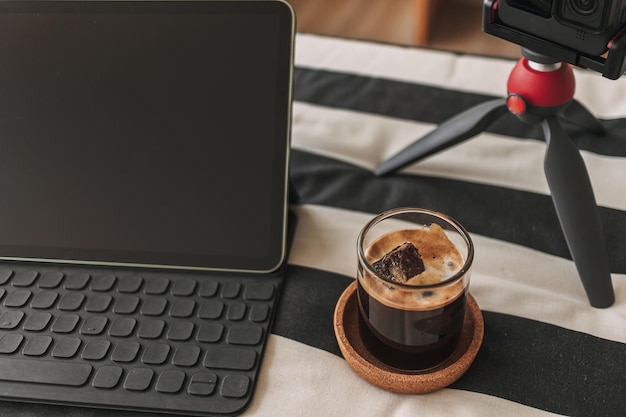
[{"x1": 356, "y1": 208, "x2": 474, "y2": 372}]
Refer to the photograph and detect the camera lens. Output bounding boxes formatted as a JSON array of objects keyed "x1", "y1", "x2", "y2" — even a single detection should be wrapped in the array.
[{"x1": 569, "y1": 0, "x2": 597, "y2": 15}]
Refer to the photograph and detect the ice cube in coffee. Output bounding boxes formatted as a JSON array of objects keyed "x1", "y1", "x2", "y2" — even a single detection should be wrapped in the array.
[
  {"x1": 356, "y1": 209, "x2": 473, "y2": 372},
  {"x1": 372, "y1": 242, "x2": 425, "y2": 283}
]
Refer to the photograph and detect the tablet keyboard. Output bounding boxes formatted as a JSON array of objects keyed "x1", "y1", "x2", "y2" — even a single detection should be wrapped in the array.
[{"x1": 0, "y1": 264, "x2": 283, "y2": 416}]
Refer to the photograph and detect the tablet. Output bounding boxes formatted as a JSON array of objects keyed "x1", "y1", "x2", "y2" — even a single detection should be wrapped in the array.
[{"x1": 0, "y1": 0, "x2": 294, "y2": 273}]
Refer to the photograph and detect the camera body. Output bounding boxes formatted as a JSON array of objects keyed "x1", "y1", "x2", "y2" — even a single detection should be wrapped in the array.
[
  {"x1": 484, "y1": 0, "x2": 626, "y2": 79},
  {"x1": 498, "y1": 0, "x2": 625, "y2": 56}
]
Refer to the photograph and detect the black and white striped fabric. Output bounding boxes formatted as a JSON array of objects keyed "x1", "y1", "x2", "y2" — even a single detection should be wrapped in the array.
[
  {"x1": 266, "y1": 34, "x2": 626, "y2": 417},
  {"x1": 5, "y1": 33, "x2": 624, "y2": 417}
]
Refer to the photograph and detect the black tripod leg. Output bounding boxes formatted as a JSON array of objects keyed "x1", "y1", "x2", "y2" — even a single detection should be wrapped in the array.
[
  {"x1": 542, "y1": 116, "x2": 614, "y2": 308},
  {"x1": 562, "y1": 99, "x2": 605, "y2": 134},
  {"x1": 375, "y1": 98, "x2": 508, "y2": 176}
]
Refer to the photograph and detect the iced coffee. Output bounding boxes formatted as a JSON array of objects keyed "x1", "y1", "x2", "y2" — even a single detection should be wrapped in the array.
[{"x1": 357, "y1": 208, "x2": 473, "y2": 372}]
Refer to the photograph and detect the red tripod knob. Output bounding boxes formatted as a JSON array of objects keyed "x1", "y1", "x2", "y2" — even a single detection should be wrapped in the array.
[{"x1": 506, "y1": 58, "x2": 576, "y2": 112}]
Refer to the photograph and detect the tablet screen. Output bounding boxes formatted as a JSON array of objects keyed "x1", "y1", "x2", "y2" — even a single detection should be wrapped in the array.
[{"x1": 0, "y1": 1, "x2": 294, "y2": 272}]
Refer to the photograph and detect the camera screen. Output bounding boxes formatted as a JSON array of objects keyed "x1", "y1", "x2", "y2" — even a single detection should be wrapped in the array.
[{"x1": 507, "y1": 0, "x2": 553, "y2": 17}]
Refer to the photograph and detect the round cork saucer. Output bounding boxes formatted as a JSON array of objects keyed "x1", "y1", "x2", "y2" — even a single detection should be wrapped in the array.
[{"x1": 333, "y1": 281, "x2": 484, "y2": 394}]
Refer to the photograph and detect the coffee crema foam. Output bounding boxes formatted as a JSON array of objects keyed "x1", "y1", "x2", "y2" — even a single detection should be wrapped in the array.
[{"x1": 361, "y1": 224, "x2": 466, "y2": 310}]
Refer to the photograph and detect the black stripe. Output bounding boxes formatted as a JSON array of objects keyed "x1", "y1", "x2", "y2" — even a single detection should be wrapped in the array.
[
  {"x1": 294, "y1": 67, "x2": 626, "y2": 157},
  {"x1": 456, "y1": 311, "x2": 626, "y2": 417},
  {"x1": 274, "y1": 265, "x2": 626, "y2": 417},
  {"x1": 290, "y1": 150, "x2": 626, "y2": 274},
  {"x1": 272, "y1": 265, "x2": 348, "y2": 357}
]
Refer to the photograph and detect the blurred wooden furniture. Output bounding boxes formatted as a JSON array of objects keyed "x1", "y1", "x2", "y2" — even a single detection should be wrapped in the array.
[{"x1": 414, "y1": 0, "x2": 440, "y2": 45}]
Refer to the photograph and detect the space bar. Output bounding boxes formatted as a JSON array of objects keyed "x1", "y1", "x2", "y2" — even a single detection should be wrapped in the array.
[{"x1": 0, "y1": 358, "x2": 92, "y2": 386}]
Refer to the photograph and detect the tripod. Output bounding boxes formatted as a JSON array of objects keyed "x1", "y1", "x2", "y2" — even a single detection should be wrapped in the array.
[{"x1": 375, "y1": 49, "x2": 615, "y2": 308}]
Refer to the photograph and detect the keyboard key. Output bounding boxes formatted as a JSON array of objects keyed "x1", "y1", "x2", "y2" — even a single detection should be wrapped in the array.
[
  {"x1": 0, "y1": 334, "x2": 24, "y2": 353},
  {"x1": 198, "y1": 300, "x2": 224, "y2": 319},
  {"x1": 91, "y1": 274, "x2": 116, "y2": 292},
  {"x1": 141, "y1": 343, "x2": 170, "y2": 365},
  {"x1": 0, "y1": 269, "x2": 13, "y2": 285},
  {"x1": 117, "y1": 276, "x2": 143, "y2": 293},
  {"x1": 188, "y1": 372, "x2": 217, "y2": 396},
  {"x1": 4, "y1": 289, "x2": 32, "y2": 307},
  {"x1": 80, "y1": 316, "x2": 109, "y2": 336},
  {"x1": 23, "y1": 312, "x2": 53, "y2": 332},
  {"x1": 172, "y1": 345, "x2": 201, "y2": 367},
  {"x1": 0, "y1": 311, "x2": 25, "y2": 329},
  {"x1": 169, "y1": 299, "x2": 196, "y2": 318},
  {"x1": 203, "y1": 347, "x2": 256, "y2": 370},
  {"x1": 52, "y1": 337, "x2": 81, "y2": 358},
  {"x1": 199, "y1": 281, "x2": 218, "y2": 297},
  {"x1": 197, "y1": 323, "x2": 224, "y2": 343},
  {"x1": 221, "y1": 282, "x2": 241, "y2": 299},
  {"x1": 124, "y1": 368, "x2": 153, "y2": 391},
  {"x1": 113, "y1": 295, "x2": 140, "y2": 314},
  {"x1": 227, "y1": 303, "x2": 246, "y2": 321},
  {"x1": 85, "y1": 294, "x2": 113, "y2": 313},
  {"x1": 64, "y1": 272, "x2": 90, "y2": 290},
  {"x1": 112, "y1": 341, "x2": 140, "y2": 363},
  {"x1": 144, "y1": 277, "x2": 169, "y2": 295},
  {"x1": 0, "y1": 358, "x2": 91, "y2": 386},
  {"x1": 244, "y1": 283, "x2": 275, "y2": 301},
  {"x1": 221, "y1": 375, "x2": 250, "y2": 398},
  {"x1": 37, "y1": 271, "x2": 64, "y2": 289},
  {"x1": 140, "y1": 298, "x2": 168, "y2": 316},
  {"x1": 82, "y1": 340, "x2": 111, "y2": 361},
  {"x1": 156, "y1": 370, "x2": 185, "y2": 393},
  {"x1": 171, "y1": 279, "x2": 196, "y2": 296},
  {"x1": 58, "y1": 292, "x2": 86, "y2": 311},
  {"x1": 137, "y1": 319, "x2": 165, "y2": 339},
  {"x1": 227, "y1": 325, "x2": 263, "y2": 345},
  {"x1": 30, "y1": 291, "x2": 59, "y2": 309},
  {"x1": 93, "y1": 365, "x2": 123, "y2": 389},
  {"x1": 109, "y1": 318, "x2": 137, "y2": 337},
  {"x1": 167, "y1": 321, "x2": 195, "y2": 341},
  {"x1": 12, "y1": 270, "x2": 39, "y2": 287},
  {"x1": 51, "y1": 314, "x2": 80, "y2": 333},
  {"x1": 249, "y1": 304, "x2": 270, "y2": 323},
  {"x1": 22, "y1": 335, "x2": 52, "y2": 356}
]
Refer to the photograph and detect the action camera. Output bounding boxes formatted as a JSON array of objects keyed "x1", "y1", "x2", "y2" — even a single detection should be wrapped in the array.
[{"x1": 484, "y1": 0, "x2": 626, "y2": 79}]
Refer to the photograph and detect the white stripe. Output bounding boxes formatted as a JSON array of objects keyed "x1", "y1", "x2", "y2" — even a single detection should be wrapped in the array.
[
  {"x1": 288, "y1": 205, "x2": 626, "y2": 343},
  {"x1": 292, "y1": 101, "x2": 626, "y2": 211},
  {"x1": 295, "y1": 34, "x2": 626, "y2": 118},
  {"x1": 246, "y1": 335, "x2": 563, "y2": 417}
]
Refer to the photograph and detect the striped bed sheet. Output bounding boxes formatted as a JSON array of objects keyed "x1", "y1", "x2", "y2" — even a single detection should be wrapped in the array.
[{"x1": 267, "y1": 34, "x2": 626, "y2": 417}]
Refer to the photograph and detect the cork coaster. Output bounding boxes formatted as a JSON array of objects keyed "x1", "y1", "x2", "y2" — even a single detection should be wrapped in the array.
[{"x1": 333, "y1": 281, "x2": 484, "y2": 394}]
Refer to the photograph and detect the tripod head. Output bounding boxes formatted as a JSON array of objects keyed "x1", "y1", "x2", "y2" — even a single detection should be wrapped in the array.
[
  {"x1": 505, "y1": 48, "x2": 576, "y2": 124},
  {"x1": 483, "y1": 0, "x2": 626, "y2": 80}
]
